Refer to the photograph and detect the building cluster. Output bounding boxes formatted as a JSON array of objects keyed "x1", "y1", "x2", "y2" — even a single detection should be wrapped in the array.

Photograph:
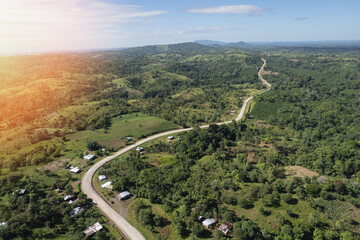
[{"x1": 199, "y1": 216, "x2": 233, "y2": 235}]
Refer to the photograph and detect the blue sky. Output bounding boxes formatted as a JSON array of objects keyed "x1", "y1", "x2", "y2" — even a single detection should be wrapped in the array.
[{"x1": 0, "y1": 0, "x2": 359, "y2": 54}]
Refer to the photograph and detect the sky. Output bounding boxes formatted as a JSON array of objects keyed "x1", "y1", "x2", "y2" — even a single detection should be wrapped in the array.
[{"x1": 0, "y1": 0, "x2": 359, "y2": 54}]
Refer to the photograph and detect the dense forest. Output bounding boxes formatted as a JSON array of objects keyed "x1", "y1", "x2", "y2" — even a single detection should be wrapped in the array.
[{"x1": 1, "y1": 43, "x2": 360, "y2": 239}]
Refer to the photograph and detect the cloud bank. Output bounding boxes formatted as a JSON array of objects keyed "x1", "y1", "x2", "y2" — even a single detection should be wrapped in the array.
[
  {"x1": 0, "y1": 0, "x2": 166, "y2": 53},
  {"x1": 188, "y1": 5, "x2": 263, "y2": 14}
]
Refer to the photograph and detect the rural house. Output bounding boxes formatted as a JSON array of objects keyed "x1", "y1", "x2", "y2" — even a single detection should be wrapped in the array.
[
  {"x1": 84, "y1": 154, "x2": 95, "y2": 161},
  {"x1": 83, "y1": 222, "x2": 103, "y2": 237},
  {"x1": 64, "y1": 194, "x2": 75, "y2": 201},
  {"x1": 202, "y1": 218, "x2": 217, "y2": 228},
  {"x1": 218, "y1": 222, "x2": 233, "y2": 234},
  {"x1": 136, "y1": 147, "x2": 144, "y2": 152},
  {"x1": 98, "y1": 175, "x2": 107, "y2": 181},
  {"x1": 117, "y1": 191, "x2": 131, "y2": 200}
]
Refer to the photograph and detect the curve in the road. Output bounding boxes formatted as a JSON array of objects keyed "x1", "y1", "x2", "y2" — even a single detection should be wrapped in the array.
[{"x1": 81, "y1": 58, "x2": 271, "y2": 240}]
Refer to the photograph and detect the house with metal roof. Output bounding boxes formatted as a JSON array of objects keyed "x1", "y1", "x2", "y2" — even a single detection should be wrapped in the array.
[
  {"x1": 98, "y1": 175, "x2": 107, "y2": 181},
  {"x1": 70, "y1": 166, "x2": 80, "y2": 173},
  {"x1": 84, "y1": 154, "x2": 95, "y2": 161},
  {"x1": 218, "y1": 222, "x2": 233, "y2": 234},
  {"x1": 202, "y1": 218, "x2": 217, "y2": 228},
  {"x1": 101, "y1": 181, "x2": 113, "y2": 189},
  {"x1": 117, "y1": 191, "x2": 131, "y2": 200},
  {"x1": 83, "y1": 222, "x2": 103, "y2": 237}
]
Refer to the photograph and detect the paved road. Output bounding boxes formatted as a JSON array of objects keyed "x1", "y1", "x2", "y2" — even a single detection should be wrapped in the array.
[{"x1": 81, "y1": 59, "x2": 270, "y2": 240}]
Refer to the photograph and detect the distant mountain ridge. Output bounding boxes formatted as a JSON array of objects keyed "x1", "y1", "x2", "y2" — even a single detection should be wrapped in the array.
[
  {"x1": 194, "y1": 39, "x2": 360, "y2": 48},
  {"x1": 194, "y1": 40, "x2": 247, "y2": 47}
]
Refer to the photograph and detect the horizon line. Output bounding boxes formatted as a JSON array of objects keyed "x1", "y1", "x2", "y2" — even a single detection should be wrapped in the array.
[{"x1": 1, "y1": 39, "x2": 360, "y2": 57}]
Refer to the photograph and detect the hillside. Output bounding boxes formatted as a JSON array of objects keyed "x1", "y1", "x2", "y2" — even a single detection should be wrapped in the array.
[{"x1": 1, "y1": 44, "x2": 360, "y2": 239}]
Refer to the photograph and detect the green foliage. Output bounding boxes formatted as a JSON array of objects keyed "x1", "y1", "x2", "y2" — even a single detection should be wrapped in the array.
[{"x1": 87, "y1": 140, "x2": 101, "y2": 151}]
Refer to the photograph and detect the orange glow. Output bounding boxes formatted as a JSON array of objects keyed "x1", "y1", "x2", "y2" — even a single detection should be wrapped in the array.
[{"x1": 0, "y1": 1, "x2": 165, "y2": 55}]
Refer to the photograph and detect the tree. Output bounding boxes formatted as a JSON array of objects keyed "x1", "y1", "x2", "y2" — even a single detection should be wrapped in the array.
[
  {"x1": 86, "y1": 140, "x2": 101, "y2": 151},
  {"x1": 223, "y1": 210, "x2": 237, "y2": 222},
  {"x1": 305, "y1": 183, "x2": 321, "y2": 197},
  {"x1": 192, "y1": 223, "x2": 203, "y2": 237},
  {"x1": 281, "y1": 193, "x2": 293, "y2": 204}
]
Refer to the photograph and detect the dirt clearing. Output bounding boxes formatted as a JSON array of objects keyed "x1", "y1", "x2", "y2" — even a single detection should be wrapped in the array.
[{"x1": 286, "y1": 166, "x2": 319, "y2": 178}]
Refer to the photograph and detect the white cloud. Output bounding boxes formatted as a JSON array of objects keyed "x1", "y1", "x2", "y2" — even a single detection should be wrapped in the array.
[
  {"x1": 188, "y1": 5, "x2": 263, "y2": 14},
  {"x1": 147, "y1": 27, "x2": 228, "y2": 37},
  {"x1": 0, "y1": 0, "x2": 166, "y2": 53}
]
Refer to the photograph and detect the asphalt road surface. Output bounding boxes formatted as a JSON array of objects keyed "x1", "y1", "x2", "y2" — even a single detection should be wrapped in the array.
[{"x1": 81, "y1": 58, "x2": 271, "y2": 240}]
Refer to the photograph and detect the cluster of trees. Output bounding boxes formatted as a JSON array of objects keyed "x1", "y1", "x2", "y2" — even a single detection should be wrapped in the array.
[
  {"x1": 102, "y1": 120, "x2": 360, "y2": 239},
  {"x1": 253, "y1": 53, "x2": 360, "y2": 177},
  {"x1": 1, "y1": 43, "x2": 262, "y2": 162},
  {"x1": 0, "y1": 171, "x2": 113, "y2": 239}
]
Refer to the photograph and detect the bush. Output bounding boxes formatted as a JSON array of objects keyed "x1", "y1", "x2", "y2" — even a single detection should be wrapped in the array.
[{"x1": 86, "y1": 140, "x2": 101, "y2": 151}]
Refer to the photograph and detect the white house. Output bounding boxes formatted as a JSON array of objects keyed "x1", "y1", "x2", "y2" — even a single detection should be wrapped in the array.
[
  {"x1": 70, "y1": 206, "x2": 84, "y2": 217},
  {"x1": 68, "y1": 198, "x2": 79, "y2": 205},
  {"x1": 83, "y1": 222, "x2": 103, "y2": 237},
  {"x1": 13, "y1": 189, "x2": 26, "y2": 195},
  {"x1": 167, "y1": 136, "x2": 175, "y2": 140},
  {"x1": 136, "y1": 147, "x2": 144, "y2": 152},
  {"x1": 98, "y1": 175, "x2": 107, "y2": 181},
  {"x1": 64, "y1": 194, "x2": 75, "y2": 201},
  {"x1": 101, "y1": 181, "x2": 112, "y2": 189},
  {"x1": 202, "y1": 218, "x2": 216, "y2": 228},
  {"x1": 70, "y1": 167, "x2": 80, "y2": 173},
  {"x1": 117, "y1": 191, "x2": 131, "y2": 200},
  {"x1": 84, "y1": 154, "x2": 95, "y2": 161}
]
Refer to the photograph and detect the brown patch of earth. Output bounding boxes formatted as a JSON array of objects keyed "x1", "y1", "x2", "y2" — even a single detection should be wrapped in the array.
[
  {"x1": 71, "y1": 180, "x2": 81, "y2": 188},
  {"x1": 255, "y1": 121, "x2": 272, "y2": 128},
  {"x1": 289, "y1": 59, "x2": 299, "y2": 62},
  {"x1": 259, "y1": 141, "x2": 273, "y2": 149},
  {"x1": 148, "y1": 159, "x2": 161, "y2": 167},
  {"x1": 99, "y1": 140, "x2": 125, "y2": 149},
  {"x1": 42, "y1": 158, "x2": 70, "y2": 172},
  {"x1": 247, "y1": 152, "x2": 256, "y2": 163},
  {"x1": 285, "y1": 166, "x2": 319, "y2": 178},
  {"x1": 113, "y1": 197, "x2": 133, "y2": 218}
]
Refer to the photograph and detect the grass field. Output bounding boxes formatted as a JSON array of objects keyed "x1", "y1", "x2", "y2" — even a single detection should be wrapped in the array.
[{"x1": 62, "y1": 113, "x2": 178, "y2": 158}]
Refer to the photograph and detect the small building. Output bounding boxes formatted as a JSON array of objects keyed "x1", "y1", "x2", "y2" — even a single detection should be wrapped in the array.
[
  {"x1": 14, "y1": 189, "x2": 26, "y2": 195},
  {"x1": 84, "y1": 154, "x2": 95, "y2": 161},
  {"x1": 218, "y1": 222, "x2": 233, "y2": 234},
  {"x1": 64, "y1": 194, "x2": 75, "y2": 201},
  {"x1": 68, "y1": 198, "x2": 79, "y2": 205},
  {"x1": 136, "y1": 147, "x2": 144, "y2": 152},
  {"x1": 125, "y1": 137, "x2": 132, "y2": 141},
  {"x1": 202, "y1": 218, "x2": 217, "y2": 228},
  {"x1": 70, "y1": 167, "x2": 80, "y2": 173},
  {"x1": 0, "y1": 222, "x2": 6, "y2": 227},
  {"x1": 167, "y1": 136, "x2": 175, "y2": 140},
  {"x1": 117, "y1": 191, "x2": 131, "y2": 200},
  {"x1": 101, "y1": 181, "x2": 113, "y2": 189},
  {"x1": 83, "y1": 222, "x2": 103, "y2": 238},
  {"x1": 98, "y1": 175, "x2": 107, "y2": 181},
  {"x1": 70, "y1": 206, "x2": 85, "y2": 217}
]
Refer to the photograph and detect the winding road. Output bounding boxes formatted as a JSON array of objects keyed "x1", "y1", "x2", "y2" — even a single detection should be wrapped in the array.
[{"x1": 81, "y1": 58, "x2": 271, "y2": 240}]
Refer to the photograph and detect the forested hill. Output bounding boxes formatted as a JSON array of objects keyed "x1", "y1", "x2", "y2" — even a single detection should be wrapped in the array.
[
  {"x1": 0, "y1": 43, "x2": 262, "y2": 169},
  {"x1": 1, "y1": 43, "x2": 360, "y2": 239}
]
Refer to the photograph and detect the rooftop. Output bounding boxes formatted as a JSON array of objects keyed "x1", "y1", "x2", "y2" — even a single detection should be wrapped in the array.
[
  {"x1": 202, "y1": 218, "x2": 216, "y2": 227},
  {"x1": 83, "y1": 222, "x2": 103, "y2": 237}
]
